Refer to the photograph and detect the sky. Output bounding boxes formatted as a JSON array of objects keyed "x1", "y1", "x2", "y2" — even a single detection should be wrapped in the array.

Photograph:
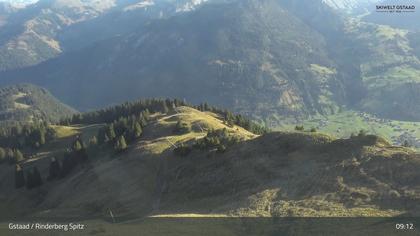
[{"x1": 0, "y1": 0, "x2": 39, "y2": 5}]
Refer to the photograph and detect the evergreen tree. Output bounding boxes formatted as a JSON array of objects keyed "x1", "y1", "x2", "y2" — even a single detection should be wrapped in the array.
[
  {"x1": 15, "y1": 164, "x2": 25, "y2": 189},
  {"x1": 133, "y1": 122, "x2": 142, "y2": 139},
  {"x1": 73, "y1": 140, "x2": 83, "y2": 151},
  {"x1": 30, "y1": 129, "x2": 45, "y2": 147},
  {"x1": 89, "y1": 136, "x2": 98, "y2": 146},
  {"x1": 173, "y1": 121, "x2": 191, "y2": 134},
  {"x1": 358, "y1": 129, "x2": 367, "y2": 137},
  {"x1": 39, "y1": 131, "x2": 46, "y2": 146},
  {"x1": 162, "y1": 102, "x2": 169, "y2": 114},
  {"x1": 217, "y1": 144, "x2": 227, "y2": 153},
  {"x1": 6, "y1": 148, "x2": 14, "y2": 164},
  {"x1": 139, "y1": 115, "x2": 147, "y2": 127},
  {"x1": 72, "y1": 136, "x2": 85, "y2": 151},
  {"x1": 115, "y1": 135, "x2": 128, "y2": 152},
  {"x1": 14, "y1": 149, "x2": 24, "y2": 163},
  {"x1": 107, "y1": 124, "x2": 116, "y2": 140},
  {"x1": 7, "y1": 149, "x2": 24, "y2": 164},
  {"x1": 174, "y1": 99, "x2": 181, "y2": 107},
  {"x1": 204, "y1": 102, "x2": 210, "y2": 111},
  {"x1": 143, "y1": 109, "x2": 150, "y2": 120},
  {"x1": 295, "y1": 125, "x2": 304, "y2": 131},
  {"x1": 403, "y1": 140, "x2": 411, "y2": 147},
  {"x1": 46, "y1": 128, "x2": 57, "y2": 141},
  {"x1": 11, "y1": 125, "x2": 22, "y2": 136},
  {"x1": 224, "y1": 111, "x2": 235, "y2": 127},
  {"x1": 0, "y1": 147, "x2": 5, "y2": 164},
  {"x1": 104, "y1": 134, "x2": 110, "y2": 143}
]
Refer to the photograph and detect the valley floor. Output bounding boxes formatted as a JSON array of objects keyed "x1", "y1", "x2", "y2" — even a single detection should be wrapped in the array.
[{"x1": 275, "y1": 110, "x2": 420, "y2": 149}]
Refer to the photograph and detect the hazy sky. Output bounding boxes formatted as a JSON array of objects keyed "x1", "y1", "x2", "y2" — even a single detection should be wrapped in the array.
[{"x1": 0, "y1": 0, "x2": 38, "y2": 4}]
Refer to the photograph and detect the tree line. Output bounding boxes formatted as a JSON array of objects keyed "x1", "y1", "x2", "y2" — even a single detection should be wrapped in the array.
[
  {"x1": 59, "y1": 98, "x2": 182, "y2": 125},
  {"x1": 14, "y1": 136, "x2": 89, "y2": 190},
  {"x1": 173, "y1": 128, "x2": 243, "y2": 157},
  {"x1": 0, "y1": 121, "x2": 56, "y2": 149},
  {"x1": 16, "y1": 109, "x2": 150, "y2": 189},
  {"x1": 60, "y1": 98, "x2": 268, "y2": 135},
  {"x1": 0, "y1": 122, "x2": 56, "y2": 167},
  {"x1": 12, "y1": 98, "x2": 268, "y2": 189},
  {"x1": 195, "y1": 103, "x2": 269, "y2": 135},
  {"x1": 0, "y1": 147, "x2": 24, "y2": 165},
  {"x1": 97, "y1": 110, "x2": 149, "y2": 152}
]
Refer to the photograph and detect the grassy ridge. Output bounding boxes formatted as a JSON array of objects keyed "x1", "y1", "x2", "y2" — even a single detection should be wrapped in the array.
[{"x1": 1, "y1": 105, "x2": 420, "y2": 233}]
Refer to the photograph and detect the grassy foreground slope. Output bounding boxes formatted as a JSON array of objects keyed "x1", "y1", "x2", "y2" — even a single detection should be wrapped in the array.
[
  {"x1": 0, "y1": 106, "x2": 257, "y2": 220},
  {"x1": 1, "y1": 106, "x2": 420, "y2": 235}
]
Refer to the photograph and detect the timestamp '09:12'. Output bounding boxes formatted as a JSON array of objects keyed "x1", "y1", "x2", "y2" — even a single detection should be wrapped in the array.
[{"x1": 396, "y1": 223, "x2": 414, "y2": 230}]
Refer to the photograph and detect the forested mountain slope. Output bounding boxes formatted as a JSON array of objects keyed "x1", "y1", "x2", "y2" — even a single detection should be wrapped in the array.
[
  {"x1": 0, "y1": 0, "x2": 350, "y2": 119},
  {"x1": 0, "y1": 0, "x2": 420, "y2": 128},
  {"x1": 0, "y1": 83, "x2": 76, "y2": 125}
]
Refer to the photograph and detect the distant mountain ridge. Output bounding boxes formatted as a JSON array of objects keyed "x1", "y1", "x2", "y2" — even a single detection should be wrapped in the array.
[
  {"x1": 0, "y1": 0, "x2": 38, "y2": 8},
  {"x1": 0, "y1": 0, "x2": 119, "y2": 71},
  {"x1": 363, "y1": 0, "x2": 420, "y2": 30},
  {"x1": 323, "y1": 0, "x2": 380, "y2": 13},
  {"x1": 1, "y1": 0, "x2": 350, "y2": 119},
  {"x1": 0, "y1": 0, "x2": 216, "y2": 71},
  {"x1": 0, "y1": 0, "x2": 420, "y2": 124}
]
